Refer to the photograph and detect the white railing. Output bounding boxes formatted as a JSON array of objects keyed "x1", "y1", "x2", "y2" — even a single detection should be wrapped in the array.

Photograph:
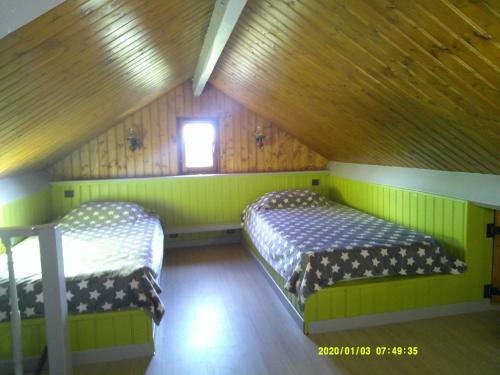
[{"x1": 0, "y1": 224, "x2": 72, "y2": 375}]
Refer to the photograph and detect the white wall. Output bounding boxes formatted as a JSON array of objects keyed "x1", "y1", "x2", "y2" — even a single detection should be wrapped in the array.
[
  {"x1": 328, "y1": 162, "x2": 500, "y2": 210},
  {"x1": 0, "y1": 0, "x2": 64, "y2": 39},
  {"x1": 0, "y1": 171, "x2": 50, "y2": 206}
]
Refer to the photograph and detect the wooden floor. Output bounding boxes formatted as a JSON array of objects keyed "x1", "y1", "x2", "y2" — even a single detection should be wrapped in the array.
[{"x1": 54, "y1": 244, "x2": 500, "y2": 374}]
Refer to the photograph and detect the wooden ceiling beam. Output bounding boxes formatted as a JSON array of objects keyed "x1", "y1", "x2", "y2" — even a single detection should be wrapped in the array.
[{"x1": 192, "y1": 0, "x2": 247, "y2": 96}]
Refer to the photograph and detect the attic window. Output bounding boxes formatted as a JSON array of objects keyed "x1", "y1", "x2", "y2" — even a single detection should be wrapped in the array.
[{"x1": 178, "y1": 118, "x2": 218, "y2": 174}]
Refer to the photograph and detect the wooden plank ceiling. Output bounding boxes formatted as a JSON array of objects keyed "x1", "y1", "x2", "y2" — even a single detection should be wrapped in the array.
[
  {"x1": 0, "y1": 0, "x2": 214, "y2": 178},
  {"x1": 210, "y1": 0, "x2": 500, "y2": 173},
  {"x1": 1, "y1": 0, "x2": 499, "y2": 178}
]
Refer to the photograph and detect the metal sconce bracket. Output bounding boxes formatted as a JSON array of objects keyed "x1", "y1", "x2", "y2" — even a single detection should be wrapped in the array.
[{"x1": 127, "y1": 128, "x2": 141, "y2": 152}]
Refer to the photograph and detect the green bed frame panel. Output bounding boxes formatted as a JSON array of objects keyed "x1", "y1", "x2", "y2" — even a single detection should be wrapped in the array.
[
  {"x1": 50, "y1": 172, "x2": 329, "y2": 227},
  {"x1": 0, "y1": 189, "x2": 52, "y2": 255},
  {"x1": 243, "y1": 176, "x2": 493, "y2": 333},
  {"x1": 302, "y1": 177, "x2": 493, "y2": 331},
  {"x1": 0, "y1": 309, "x2": 153, "y2": 360}
]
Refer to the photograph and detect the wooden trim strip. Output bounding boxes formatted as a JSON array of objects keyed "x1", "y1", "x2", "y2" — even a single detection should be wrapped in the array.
[{"x1": 49, "y1": 170, "x2": 329, "y2": 185}]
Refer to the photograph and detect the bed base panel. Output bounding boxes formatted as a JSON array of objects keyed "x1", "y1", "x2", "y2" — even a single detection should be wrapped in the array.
[
  {"x1": 307, "y1": 299, "x2": 491, "y2": 334},
  {"x1": 0, "y1": 309, "x2": 154, "y2": 364},
  {"x1": 0, "y1": 343, "x2": 152, "y2": 374},
  {"x1": 243, "y1": 234, "x2": 489, "y2": 334}
]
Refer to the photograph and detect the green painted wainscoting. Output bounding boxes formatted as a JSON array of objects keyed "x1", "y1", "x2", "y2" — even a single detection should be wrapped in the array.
[
  {"x1": 0, "y1": 189, "x2": 52, "y2": 255},
  {"x1": 295, "y1": 176, "x2": 493, "y2": 332},
  {"x1": 0, "y1": 309, "x2": 153, "y2": 360},
  {"x1": 2, "y1": 172, "x2": 493, "y2": 349},
  {"x1": 1, "y1": 172, "x2": 328, "y2": 360},
  {"x1": 328, "y1": 176, "x2": 492, "y2": 282},
  {"x1": 50, "y1": 172, "x2": 329, "y2": 227}
]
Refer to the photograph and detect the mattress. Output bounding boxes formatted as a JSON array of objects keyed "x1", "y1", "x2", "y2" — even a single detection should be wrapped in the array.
[
  {"x1": 242, "y1": 190, "x2": 467, "y2": 309},
  {"x1": 0, "y1": 201, "x2": 165, "y2": 324}
]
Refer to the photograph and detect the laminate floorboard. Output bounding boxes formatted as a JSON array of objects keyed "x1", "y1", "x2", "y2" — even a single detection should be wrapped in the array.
[{"x1": 40, "y1": 244, "x2": 500, "y2": 375}]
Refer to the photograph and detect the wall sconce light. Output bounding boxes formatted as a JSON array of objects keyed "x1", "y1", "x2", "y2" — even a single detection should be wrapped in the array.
[
  {"x1": 127, "y1": 127, "x2": 141, "y2": 152},
  {"x1": 255, "y1": 125, "x2": 266, "y2": 149}
]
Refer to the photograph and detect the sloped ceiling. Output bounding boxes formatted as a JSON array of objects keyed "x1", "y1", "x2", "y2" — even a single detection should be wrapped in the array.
[
  {"x1": 0, "y1": 0, "x2": 64, "y2": 39},
  {"x1": 1, "y1": 0, "x2": 499, "y2": 178},
  {"x1": 0, "y1": 0, "x2": 214, "y2": 178},
  {"x1": 210, "y1": 0, "x2": 500, "y2": 174}
]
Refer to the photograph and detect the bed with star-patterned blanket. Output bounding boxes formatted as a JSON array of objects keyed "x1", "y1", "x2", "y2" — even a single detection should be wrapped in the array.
[
  {"x1": 0, "y1": 201, "x2": 165, "y2": 324},
  {"x1": 242, "y1": 190, "x2": 467, "y2": 309}
]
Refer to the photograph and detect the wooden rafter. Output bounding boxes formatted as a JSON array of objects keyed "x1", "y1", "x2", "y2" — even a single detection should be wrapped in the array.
[{"x1": 192, "y1": 0, "x2": 247, "y2": 96}]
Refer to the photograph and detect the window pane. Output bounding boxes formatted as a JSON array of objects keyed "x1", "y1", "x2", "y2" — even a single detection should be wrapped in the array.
[{"x1": 182, "y1": 122, "x2": 215, "y2": 168}]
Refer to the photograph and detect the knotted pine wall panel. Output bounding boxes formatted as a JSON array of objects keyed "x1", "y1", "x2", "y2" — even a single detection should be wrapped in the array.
[{"x1": 50, "y1": 81, "x2": 327, "y2": 181}]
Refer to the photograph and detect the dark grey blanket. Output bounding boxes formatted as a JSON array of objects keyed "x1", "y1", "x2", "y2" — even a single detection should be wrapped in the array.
[{"x1": 243, "y1": 195, "x2": 466, "y2": 309}]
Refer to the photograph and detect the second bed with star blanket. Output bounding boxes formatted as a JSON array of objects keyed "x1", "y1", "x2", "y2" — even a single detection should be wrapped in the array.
[
  {"x1": 0, "y1": 201, "x2": 165, "y2": 324},
  {"x1": 242, "y1": 190, "x2": 467, "y2": 309}
]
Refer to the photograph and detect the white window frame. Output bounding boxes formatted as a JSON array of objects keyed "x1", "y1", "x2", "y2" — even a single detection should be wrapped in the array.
[{"x1": 177, "y1": 117, "x2": 219, "y2": 174}]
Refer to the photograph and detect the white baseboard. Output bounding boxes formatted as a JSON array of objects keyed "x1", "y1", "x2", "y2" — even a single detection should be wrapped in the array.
[
  {"x1": 72, "y1": 343, "x2": 153, "y2": 365},
  {"x1": 308, "y1": 300, "x2": 493, "y2": 334},
  {"x1": 0, "y1": 343, "x2": 152, "y2": 374}
]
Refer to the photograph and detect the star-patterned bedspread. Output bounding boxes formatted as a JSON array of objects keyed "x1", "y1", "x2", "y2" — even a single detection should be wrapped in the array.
[
  {"x1": 242, "y1": 190, "x2": 467, "y2": 309},
  {"x1": 0, "y1": 201, "x2": 165, "y2": 324}
]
